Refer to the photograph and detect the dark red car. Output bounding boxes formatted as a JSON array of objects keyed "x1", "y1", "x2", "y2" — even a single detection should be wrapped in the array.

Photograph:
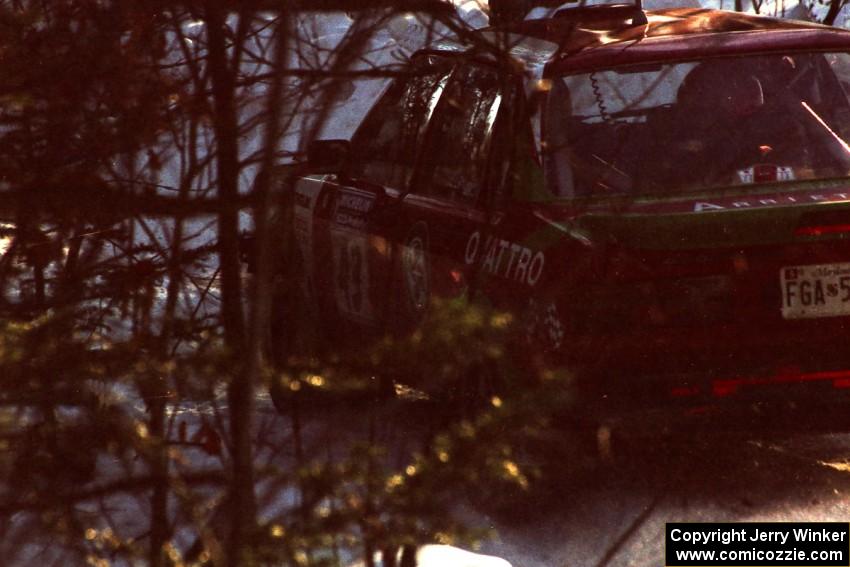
[{"x1": 276, "y1": 4, "x2": 850, "y2": 415}]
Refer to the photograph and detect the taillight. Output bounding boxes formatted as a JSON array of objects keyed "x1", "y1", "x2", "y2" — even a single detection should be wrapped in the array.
[
  {"x1": 709, "y1": 369, "x2": 850, "y2": 397},
  {"x1": 795, "y1": 209, "x2": 850, "y2": 237},
  {"x1": 669, "y1": 385, "x2": 700, "y2": 397},
  {"x1": 795, "y1": 224, "x2": 850, "y2": 237}
]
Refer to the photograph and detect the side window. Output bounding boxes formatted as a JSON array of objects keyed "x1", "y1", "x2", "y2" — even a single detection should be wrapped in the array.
[
  {"x1": 489, "y1": 93, "x2": 542, "y2": 208},
  {"x1": 349, "y1": 59, "x2": 451, "y2": 189},
  {"x1": 417, "y1": 63, "x2": 503, "y2": 204}
]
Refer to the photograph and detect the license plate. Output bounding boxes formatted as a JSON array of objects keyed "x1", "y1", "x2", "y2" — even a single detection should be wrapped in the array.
[{"x1": 781, "y1": 263, "x2": 850, "y2": 319}]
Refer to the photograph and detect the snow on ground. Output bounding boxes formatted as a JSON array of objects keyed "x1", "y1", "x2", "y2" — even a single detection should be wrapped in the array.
[{"x1": 349, "y1": 545, "x2": 513, "y2": 567}]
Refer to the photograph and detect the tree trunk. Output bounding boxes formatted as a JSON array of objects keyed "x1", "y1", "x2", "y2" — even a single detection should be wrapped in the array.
[
  {"x1": 488, "y1": 0, "x2": 530, "y2": 25},
  {"x1": 205, "y1": 2, "x2": 255, "y2": 563},
  {"x1": 149, "y1": 396, "x2": 169, "y2": 567},
  {"x1": 823, "y1": 0, "x2": 845, "y2": 25}
]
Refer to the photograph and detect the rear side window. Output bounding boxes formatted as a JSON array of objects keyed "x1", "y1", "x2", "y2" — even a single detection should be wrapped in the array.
[
  {"x1": 416, "y1": 63, "x2": 503, "y2": 204},
  {"x1": 349, "y1": 57, "x2": 451, "y2": 189}
]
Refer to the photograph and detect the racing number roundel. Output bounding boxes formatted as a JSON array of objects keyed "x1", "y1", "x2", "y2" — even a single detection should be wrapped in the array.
[{"x1": 333, "y1": 234, "x2": 374, "y2": 321}]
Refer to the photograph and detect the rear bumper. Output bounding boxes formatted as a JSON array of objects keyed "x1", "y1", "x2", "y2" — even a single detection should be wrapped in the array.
[
  {"x1": 609, "y1": 389, "x2": 850, "y2": 435},
  {"x1": 572, "y1": 365, "x2": 850, "y2": 435},
  {"x1": 561, "y1": 318, "x2": 850, "y2": 415},
  {"x1": 569, "y1": 311, "x2": 850, "y2": 368}
]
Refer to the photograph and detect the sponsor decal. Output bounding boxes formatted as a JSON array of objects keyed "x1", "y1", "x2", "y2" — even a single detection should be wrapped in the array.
[
  {"x1": 736, "y1": 164, "x2": 795, "y2": 184},
  {"x1": 292, "y1": 178, "x2": 325, "y2": 292},
  {"x1": 333, "y1": 189, "x2": 375, "y2": 230},
  {"x1": 337, "y1": 193, "x2": 372, "y2": 213},
  {"x1": 328, "y1": 188, "x2": 378, "y2": 322},
  {"x1": 334, "y1": 212, "x2": 366, "y2": 230},
  {"x1": 464, "y1": 231, "x2": 545, "y2": 286},
  {"x1": 693, "y1": 191, "x2": 850, "y2": 212},
  {"x1": 402, "y1": 233, "x2": 429, "y2": 313},
  {"x1": 525, "y1": 298, "x2": 564, "y2": 351}
]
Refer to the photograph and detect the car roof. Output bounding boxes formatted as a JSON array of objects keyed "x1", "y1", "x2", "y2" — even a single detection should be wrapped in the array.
[{"x1": 470, "y1": 7, "x2": 850, "y2": 74}]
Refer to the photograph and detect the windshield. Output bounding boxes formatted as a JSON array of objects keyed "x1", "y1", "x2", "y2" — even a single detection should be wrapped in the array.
[{"x1": 543, "y1": 52, "x2": 850, "y2": 198}]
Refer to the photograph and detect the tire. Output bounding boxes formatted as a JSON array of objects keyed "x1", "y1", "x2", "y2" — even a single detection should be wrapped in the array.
[
  {"x1": 452, "y1": 357, "x2": 505, "y2": 418},
  {"x1": 265, "y1": 246, "x2": 324, "y2": 414},
  {"x1": 266, "y1": 283, "x2": 299, "y2": 414},
  {"x1": 266, "y1": 247, "x2": 316, "y2": 363}
]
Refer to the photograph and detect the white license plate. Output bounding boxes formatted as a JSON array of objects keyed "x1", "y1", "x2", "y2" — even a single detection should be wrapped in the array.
[{"x1": 781, "y1": 263, "x2": 850, "y2": 319}]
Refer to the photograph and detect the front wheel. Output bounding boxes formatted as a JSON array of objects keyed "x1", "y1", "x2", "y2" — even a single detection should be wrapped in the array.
[{"x1": 265, "y1": 247, "x2": 325, "y2": 414}]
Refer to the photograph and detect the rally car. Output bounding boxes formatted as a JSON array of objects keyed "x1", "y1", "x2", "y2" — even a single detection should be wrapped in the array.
[{"x1": 275, "y1": 3, "x2": 850, "y2": 411}]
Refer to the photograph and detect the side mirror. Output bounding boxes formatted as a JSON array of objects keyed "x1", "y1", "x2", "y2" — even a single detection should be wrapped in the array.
[{"x1": 307, "y1": 139, "x2": 350, "y2": 171}]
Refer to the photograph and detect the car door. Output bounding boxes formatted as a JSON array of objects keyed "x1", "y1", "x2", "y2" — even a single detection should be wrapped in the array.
[
  {"x1": 304, "y1": 54, "x2": 452, "y2": 330},
  {"x1": 392, "y1": 61, "x2": 513, "y2": 324}
]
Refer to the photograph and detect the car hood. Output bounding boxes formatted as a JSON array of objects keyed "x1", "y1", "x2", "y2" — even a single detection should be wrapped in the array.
[{"x1": 536, "y1": 182, "x2": 850, "y2": 251}]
